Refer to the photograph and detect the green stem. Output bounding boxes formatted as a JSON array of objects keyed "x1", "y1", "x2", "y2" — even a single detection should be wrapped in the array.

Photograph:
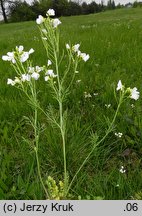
[
  {"x1": 66, "y1": 93, "x2": 123, "y2": 196},
  {"x1": 32, "y1": 81, "x2": 49, "y2": 199}
]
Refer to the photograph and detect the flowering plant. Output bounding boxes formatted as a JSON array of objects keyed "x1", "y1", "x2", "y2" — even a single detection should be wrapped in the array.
[{"x1": 2, "y1": 9, "x2": 140, "y2": 199}]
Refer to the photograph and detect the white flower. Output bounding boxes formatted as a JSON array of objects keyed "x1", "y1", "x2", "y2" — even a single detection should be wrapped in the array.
[
  {"x1": 52, "y1": 18, "x2": 61, "y2": 28},
  {"x1": 116, "y1": 80, "x2": 123, "y2": 91},
  {"x1": 20, "y1": 52, "x2": 29, "y2": 62},
  {"x1": 47, "y1": 9, "x2": 55, "y2": 16},
  {"x1": 76, "y1": 80, "x2": 81, "y2": 83},
  {"x1": 7, "y1": 78, "x2": 15, "y2": 86},
  {"x1": 73, "y1": 44, "x2": 80, "y2": 52},
  {"x1": 2, "y1": 52, "x2": 16, "y2": 64},
  {"x1": 66, "y1": 44, "x2": 70, "y2": 49},
  {"x1": 44, "y1": 76, "x2": 50, "y2": 81},
  {"x1": 105, "y1": 104, "x2": 111, "y2": 108},
  {"x1": 42, "y1": 37, "x2": 47, "y2": 40},
  {"x1": 119, "y1": 166, "x2": 126, "y2": 174},
  {"x1": 130, "y1": 87, "x2": 139, "y2": 100},
  {"x1": 14, "y1": 77, "x2": 21, "y2": 84},
  {"x1": 77, "y1": 50, "x2": 81, "y2": 56},
  {"x1": 36, "y1": 15, "x2": 44, "y2": 24},
  {"x1": 93, "y1": 93, "x2": 99, "y2": 96},
  {"x1": 42, "y1": 29, "x2": 47, "y2": 34},
  {"x1": 35, "y1": 66, "x2": 43, "y2": 73},
  {"x1": 80, "y1": 53, "x2": 90, "y2": 62},
  {"x1": 31, "y1": 72, "x2": 40, "y2": 80},
  {"x1": 46, "y1": 69, "x2": 57, "y2": 78},
  {"x1": 131, "y1": 104, "x2": 135, "y2": 108},
  {"x1": 115, "y1": 132, "x2": 123, "y2": 138},
  {"x1": 47, "y1": 60, "x2": 52, "y2": 66},
  {"x1": 21, "y1": 74, "x2": 31, "y2": 82},
  {"x1": 84, "y1": 92, "x2": 92, "y2": 98},
  {"x1": 16, "y1": 45, "x2": 24, "y2": 53},
  {"x1": 28, "y1": 67, "x2": 35, "y2": 73}
]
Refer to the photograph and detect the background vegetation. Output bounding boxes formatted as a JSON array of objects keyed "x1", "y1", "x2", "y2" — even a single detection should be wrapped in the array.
[
  {"x1": 0, "y1": 8, "x2": 142, "y2": 199},
  {"x1": 1, "y1": 0, "x2": 142, "y2": 23}
]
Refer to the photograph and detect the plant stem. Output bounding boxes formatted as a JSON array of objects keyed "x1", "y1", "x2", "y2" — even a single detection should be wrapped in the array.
[
  {"x1": 32, "y1": 81, "x2": 49, "y2": 199},
  {"x1": 66, "y1": 93, "x2": 123, "y2": 196}
]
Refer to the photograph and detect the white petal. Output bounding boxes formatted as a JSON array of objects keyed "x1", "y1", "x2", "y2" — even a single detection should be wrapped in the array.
[
  {"x1": 29, "y1": 48, "x2": 34, "y2": 54},
  {"x1": 116, "y1": 80, "x2": 123, "y2": 91},
  {"x1": 31, "y1": 72, "x2": 40, "y2": 80},
  {"x1": 20, "y1": 52, "x2": 29, "y2": 62},
  {"x1": 2, "y1": 55, "x2": 9, "y2": 61}
]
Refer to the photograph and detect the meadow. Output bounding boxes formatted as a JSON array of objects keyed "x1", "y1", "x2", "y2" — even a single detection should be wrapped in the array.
[{"x1": 0, "y1": 8, "x2": 142, "y2": 200}]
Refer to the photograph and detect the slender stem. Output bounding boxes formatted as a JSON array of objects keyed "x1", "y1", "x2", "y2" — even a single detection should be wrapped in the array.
[
  {"x1": 32, "y1": 81, "x2": 49, "y2": 199},
  {"x1": 54, "y1": 47, "x2": 68, "y2": 197},
  {"x1": 66, "y1": 93, "x2": 123, "y2": 196}
]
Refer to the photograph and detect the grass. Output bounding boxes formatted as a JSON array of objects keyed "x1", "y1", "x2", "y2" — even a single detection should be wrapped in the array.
[{"x1": 0, "y1": 8, "x2": 142, "y2": 199}]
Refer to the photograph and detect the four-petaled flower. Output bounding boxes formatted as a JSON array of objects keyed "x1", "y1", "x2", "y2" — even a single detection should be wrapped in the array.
[
  {"x1": 46, "y1": 9, "x2": 55, "y2": 16},
  {"x1": 36, "y1": 15, "x2": 45, "y2": 24},
  {"x1": 52, "y1": 18, "x2": 61, "y2": 28},
  {"x1": 130, "y1": 87, "x2": 140, "y2": 100}
]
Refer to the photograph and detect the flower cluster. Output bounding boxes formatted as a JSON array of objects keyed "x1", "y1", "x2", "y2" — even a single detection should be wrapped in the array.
[
  {"x1": 116, "y1": 80, "x2": 140, "y2": 100},
  {"x1": 44, "y1": 69, "x2": 57, "y2": 81},
  {"x1": 115, "y1": 132, "x2": 123, "y2": 138},
  {"x1": 6, "y1": 59, "x2": 57, "y2": 86},
  {"x1": 7, "y1": 65, "x2": 44, "y2": 86},
  {"x1": 36, "y1": 9, "x2": 61, "y2": 28},
  {"x1": 119, "y1": 166, "x2": 126, "y2": 174},
  {"x1": 2, "y1": 45, "x2": 34, "y2": 64},
  {"x1": 66, "y1": 43, "x2": 90, "y2": 62}
]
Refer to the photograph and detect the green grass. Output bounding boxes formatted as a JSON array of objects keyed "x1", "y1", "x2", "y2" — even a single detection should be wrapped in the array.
[{"x1": 0, "y1": 8, "x2": 142, "y2": 199}]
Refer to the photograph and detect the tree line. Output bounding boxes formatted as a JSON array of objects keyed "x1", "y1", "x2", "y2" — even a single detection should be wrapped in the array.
[{"x1": 0, "y1": 0, "x2": 142, "y2": 23}]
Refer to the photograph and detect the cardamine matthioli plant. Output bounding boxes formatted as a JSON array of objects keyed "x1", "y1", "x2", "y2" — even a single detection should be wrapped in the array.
[
  {"x1": 2, "y1": 9, "x2": 89, "y2": 199},
  {"x1": 2, "y1": 9, "x2": 140, "y2": 199}
]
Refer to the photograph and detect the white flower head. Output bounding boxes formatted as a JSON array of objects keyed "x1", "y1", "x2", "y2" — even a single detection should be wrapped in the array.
[
  {"x1": 44, "y1": 76, "x2": 50, "y2": 81},
  {"x1": 35, "y1": 66, "x2": 43, "y2": 73},
  {"x1": 47, "y1": 60, "x2": 52, "y2": 66},
  {"x1": 16, "y1": 45, "x2": 24, "y2": 53},
  {"x1": 115, "y1": 132, "x2": 123, "y2": 138},
  {"x1": 42, "y1": 37, "x2": 47, "y2": 40},
  {"x1": 66, "y1": 44, "x2": 70, "y2": 49},
  {"x1": 52, "y1": 18, "x2": 61, "y2": 28},
  {"x1": 36, "y1": 15, "x2": 45, "y2": 24},
  {"x1": 119, "y1": 166, "x2": 126, "y2": 174},
  {"x1": 14, "y1": 77, "x2": 21, "y2": 84},
  {"x1": 42, "y1": 29, "x2": 47, "y2": 34},
  {"x1": 2, "y1": 52, "x2": 16, "y2": 64},
  {"x1": 21, "y1": 74, "x2": 31, "y2": 82},
  {"x1": 105, "y1": 104, "x2": 111, "y2": 108},
  {"x1": 28, "y1": 67, "x2": 35, "y2": 74},
  {"x1": 7, "y1": 78, "x2": 15, "y2": 86},
  {"x1": 46, "y1": 69, "x2": 57, "y2": 78},
  {"x1": 116, "y1": 80, "x2": 123, "y2": 91},
  {"x1": 130, "y1": 87, "x2": 140, "y2": 100},
  {"x1": 72, "y1": 44, "x2": 80, "y2": 52},
  {"x1": 31, "y1": 72, "x2": 40, "y2": 80},
  {"x1": 84, "y1": 92, "x2": 92, "y2": 98},
  {"x1": 80, "y1": 53, "x2": 90, "y2": 62},
  {"x1": 20, "y1": 52, "x2": 29, "y2": 63},
  {"x1": 46, "y1": 9, "x2": 55, "y2": 16}
]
